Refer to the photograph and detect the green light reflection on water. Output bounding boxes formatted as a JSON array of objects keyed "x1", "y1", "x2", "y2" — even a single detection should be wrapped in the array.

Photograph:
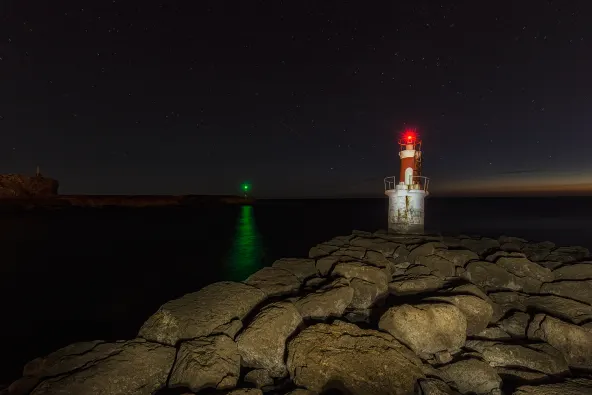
[{"x1": 225, "y1": 205, "x2": 264, "y2": 281}]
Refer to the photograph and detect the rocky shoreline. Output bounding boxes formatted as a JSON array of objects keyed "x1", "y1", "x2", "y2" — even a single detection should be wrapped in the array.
[{"x1": 4, "y1": 230, "x2": 592, "y2": 395}]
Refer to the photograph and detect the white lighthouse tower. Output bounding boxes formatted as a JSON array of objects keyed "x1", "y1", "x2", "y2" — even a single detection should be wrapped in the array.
[{"x1": 384, "y1": 129, "x2": 430, "y2": 234}]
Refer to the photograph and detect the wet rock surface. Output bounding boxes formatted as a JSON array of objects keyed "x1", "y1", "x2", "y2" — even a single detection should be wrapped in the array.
[{"x1": 6, "y1": 231, "x2": 592, "y2": 395}]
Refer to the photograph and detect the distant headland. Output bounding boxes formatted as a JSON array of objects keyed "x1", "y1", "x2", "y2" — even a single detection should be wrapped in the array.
[{"x1": 0, "y1": 172, "x2": 254, "y2": 208}]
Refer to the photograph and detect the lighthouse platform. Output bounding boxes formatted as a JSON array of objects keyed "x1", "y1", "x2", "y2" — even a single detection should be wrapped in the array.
[{"x1": 385, "y1": 175, "x2": 430, "y2": 234}]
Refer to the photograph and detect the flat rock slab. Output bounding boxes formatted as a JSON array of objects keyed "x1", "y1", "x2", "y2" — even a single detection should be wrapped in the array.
[
  {"x1": 495, "y1": 257, "x2": 554, "y2": 283},
  {"x1": 540, "y1": 280, "x2": 592, "y2": 305},
  {"x1": 498, "y1": 311, "x2": 530, "y2": 338},
  {"x1": 308, "y1": 243, "x2": 339, "y2": 259},
  {"x1": 348, "y1": 277, "x2": 388, "y2": 309},
  {"x1": 464, "y1": 340, "x2": 569, "y2": 375},
  {"x1": 331, "y1": 246, "x2": 367, "y2": 260},
  {"x1": 244, "y1": 369, "x2": 274, "y2": 389},
  {"x1": 29, "y1": 339, "x2": 175, "y2": 395},
  {"x1": 272, "y1": 258, "x2": 318, "y2": 282},
  {"x1": 315, "y1": 255, "x2": 340, "y2": 276},
  {"x1": 463, "y1": 261, "x2": 542, "y2": 293},
  {"x1": 237, "y1": 301, "x2": 302, "y2": 378},
  {"x1": 244, "y1": 267, "x2": 302, "y2": 297},
  {"x1": 545, "y1": 246, "x2": 590, "y2": 263},
  {"x1": 139, "y1": 281, "x2": 266, "y2": 345},
  {"x1": 434, "y1": 249, "x2": 479, "y2": 267},
  {"x1": 553, "y1": 263, "x2": 592, "y2": 281},
  {"x1": 287, "y1": 320, "x2": 425, "y2": 395},
  {"x1": 332, "y1": 261, "x2": 389, "y2": 286},
  {"x1": 169, "y1": 335, "x2": 240, "y2": 392},
  {"x1": 485, "y1": 251, "x2": 527, "y2": 263},
  {"x1": 521, "y1": 241, "x2": 555, "y2": 262},
  {"x1": 417, "y1": 378, "x2": 462, "y2": 395},
  {"x1": 473, "y1": 327, "x2": 512, "y2": 341},
  {"x1": 389, "y1": 275, "x2": 449, "y2": 296},
  {"x1": 525, "y1": 295, "x2": 592, "y2": 324},
  {"x1": 294, "y1": 282, "x2": 354, "y2": 320},
  {"x1": 488, "y1": 291, "x2": 528, "y2": 323},
  {"x1": 379, "y1": 303, "x2": 467, "y2": 359},
  {"x1": 513, "y1": 378, "x2": 592, "y2": 395},
  {"x1": 528, "y1": 314, "x2": 592, "y2": 370},
  {"x1": 226, "y1": 389, "x2": 264, "y2": 395},
  {"x1": 407, "y1": 242, "x2": 448, "y2": 264},
  {"x1": 415, "y1": 255, "x2": 457, "y2": 277},
  {"x1": 350, "y1": 236, "x2": 400, "y2": 256}
]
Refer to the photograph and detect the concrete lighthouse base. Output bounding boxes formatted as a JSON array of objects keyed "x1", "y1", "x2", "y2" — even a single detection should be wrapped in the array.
[{"x1": 385, "y1": 185, "x2": 427, "y2": 234}]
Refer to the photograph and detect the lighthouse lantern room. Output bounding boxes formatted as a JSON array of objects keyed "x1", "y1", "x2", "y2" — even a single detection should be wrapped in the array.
[{"x1": 384, "y1": 129, "x2": 430, "y2": 234}]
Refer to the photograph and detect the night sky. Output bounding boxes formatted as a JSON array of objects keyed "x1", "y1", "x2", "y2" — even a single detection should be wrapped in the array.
[{"x1": 1, "y1": 1, "x2": 591, "y2": 197}]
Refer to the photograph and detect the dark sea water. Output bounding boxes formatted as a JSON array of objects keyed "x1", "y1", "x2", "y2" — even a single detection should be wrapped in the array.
[{"x1": 1, "y1": 196, "x2": 592, "y2": 385}]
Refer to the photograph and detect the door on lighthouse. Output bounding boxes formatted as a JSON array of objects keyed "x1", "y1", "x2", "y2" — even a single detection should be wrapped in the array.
[{"x1": 405, "y1": 167, "x2": 413, "y2": 185}]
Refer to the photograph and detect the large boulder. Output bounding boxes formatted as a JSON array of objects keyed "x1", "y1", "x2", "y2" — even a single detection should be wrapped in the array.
[
  {"x1": 139, "y1": 281, "x2": 265, "y2": 345},
  {"x1": 294, "y1": 280, "x2": 354, "y2": 320},
  {"x1": 438, "y1": 358, "x2": 502, "y2": 395},
  {"x1": 168, "y1": 335, "x2": 240, "y2": 392},
  {"x1": 236, "y1": 301, "x2": 302, "y2": 378},
  {"x1": 513, "y1": 378, "x2": 592, "y2": 394},
  {"x1": 464, "y1": 340, "x2": 569, "y2": 376},
  {"x1": 528, "y1": 314, "x2": 592, "y2": 370},
  {"x1": 25, "y1": 339, "x2": 175, "y2": 395},
  {"x1": 287, "y1": 320, "x2": 426, "y2": 395},
  {"x1": 244, "y1": 267, "x2": 302, "y2": 297},
  {"x1": 378, "y1": 303, "x2": 467, "y2": 359},
  {"x1": 425, "y1": 295, "x2": 493, "y2": 335},
  {"x1": 540, "y1": 280, "x2": 592, "y2": 305}
]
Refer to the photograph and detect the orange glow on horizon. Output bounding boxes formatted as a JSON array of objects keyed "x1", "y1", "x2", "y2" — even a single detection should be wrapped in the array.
[{"x1": 435, "y1": 171, "x2": 592, "y2": 196}]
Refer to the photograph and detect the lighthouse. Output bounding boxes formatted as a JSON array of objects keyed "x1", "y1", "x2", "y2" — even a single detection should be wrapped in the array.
[{"x1": 384, "y1": 129, "x2": 430, "y2": 234}]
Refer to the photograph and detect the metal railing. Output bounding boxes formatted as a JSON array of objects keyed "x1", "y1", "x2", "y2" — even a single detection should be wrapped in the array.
[
  {"x1": 384, "y1": 175, "x2": 430, "y2": 192},
  {"x1": 384, "y1": 176, "x2": 397, "y2": 191},
  {"x1": 412, "y1": 176, "x2": 430, "y2": 192}
]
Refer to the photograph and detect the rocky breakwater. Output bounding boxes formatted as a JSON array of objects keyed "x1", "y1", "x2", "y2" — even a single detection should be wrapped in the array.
[
  {"x1": 5, "y1": 231, "x2": 592, "y2": 395},
  {"x1": 0, "y1": 174, "x2": 58, "y2": 198}
]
